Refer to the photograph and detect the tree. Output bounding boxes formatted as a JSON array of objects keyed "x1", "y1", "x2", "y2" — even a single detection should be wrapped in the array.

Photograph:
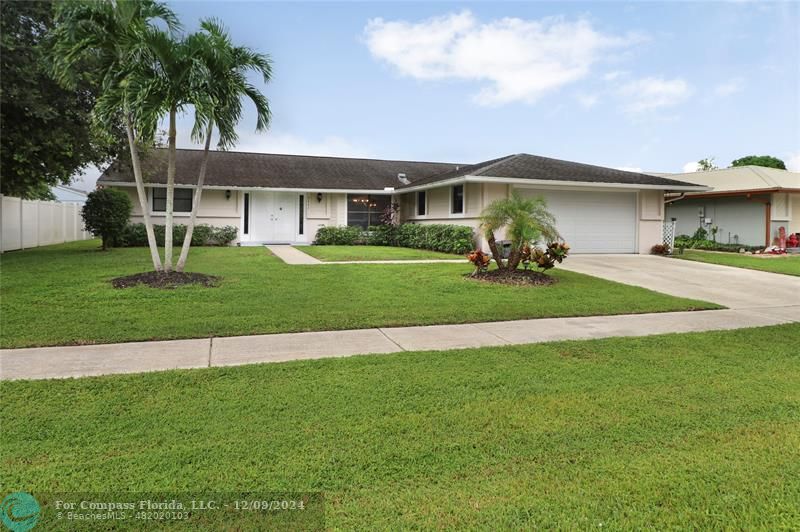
[
  {"x1": 730, "y1": 155, "x2": 786, "y2": 170},
  {"x1": 697, "y1": 157, "x2": 718, "y2": 171},
  {"x1": 175, "y1": 20, "x2": 272, "y2": 272},
  {"x1": 51, "y1": 0, "x2": 180, "y2": 272},
  {"x1": 479, "y1": 192, "x2": 560, "y2": 270},
  {"x1": 82, "y1": 188, "x2": 132, "y2": 250},
  {"x1": 0, "y1": 0, "x2": 119, "y2": 199}
]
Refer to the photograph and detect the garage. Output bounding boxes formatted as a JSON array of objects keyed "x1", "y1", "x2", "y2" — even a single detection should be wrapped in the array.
[{"x1": 515, "y1": 188, "x2": 637, "y2": 253}]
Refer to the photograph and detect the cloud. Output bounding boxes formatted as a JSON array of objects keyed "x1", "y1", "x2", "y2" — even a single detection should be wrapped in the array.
[
  {"x1": 576, "y1": 93, "x2": 599, "y2": 108},
  {"x1": 603, "y1": 70, "x2": 627, "y2": 81},
  {"x1": 714, "y1": 77, "x2": 744, "y2": 97},
  {"x1": 618, "y1": 77, "x2": 691, "y2": 113},
  {"x1": 364, "y1": 11, "x2": 640, "y2": 106},
  {"x1": 615, "y1": 166, "x2": 642, "y2": 173},
  {"x1": 230, "y1": 133, "x2": 371, "y2": 158},
  {"x1": 682, "y1": 161, "x2": 701, "y2": 173}
]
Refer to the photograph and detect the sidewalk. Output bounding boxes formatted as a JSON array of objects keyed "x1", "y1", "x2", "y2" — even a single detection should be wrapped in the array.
[
  {"x1": 2, "y1": 305, "x2": 797, "y2": 381},
  {"x1": 267, "y1": 245, "x2": 464, "y2": 265}
]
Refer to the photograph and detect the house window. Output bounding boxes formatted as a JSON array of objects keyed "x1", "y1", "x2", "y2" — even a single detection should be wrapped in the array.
[
  {"x1": 298, "y1": 195, "x2": 304, "y2": 235},
  {"x1": 346, "y1": 194, "x2": 391, "y2": 229},
  {"x1": 243, "y1": 193, "x2": 250, "y2": 235},
  {"x1": 451, "y1": 184, "x2": 464, "y2": 214},
  {"x1": 152, "y1": 188, "x2": 193, "y2": 212},
  {"x1": 417, "y1": 191, "x2": 427, "y2": 216}
]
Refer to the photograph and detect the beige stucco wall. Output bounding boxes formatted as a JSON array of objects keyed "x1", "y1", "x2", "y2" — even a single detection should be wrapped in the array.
[
  {"x1": 116, "y1": 186, "x2": 241, "y2": 230},
  {"x1": 638, "y1": 189, "x2": 665, "y2": 254},
  {"x1": 305, "y1": 192, "x2": 345, "y2": 238},
  {"x1": 791, "y1": 193, "x2": 800, "y2": 235},
  {"x1": 771, "y1": 192, "x2": 799, "y2": 238}
]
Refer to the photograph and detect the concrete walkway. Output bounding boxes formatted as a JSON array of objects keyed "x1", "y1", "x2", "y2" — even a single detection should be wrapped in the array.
[
  {"x1": 2, "y1": 255, "x2": 798, "y2": 381},
  {"x1": 265, "y1": 245, "x2": 322, "y2": 264},
  {"x1": 268, "y1": 245, "x2": 463, "y2": 265},
  {"x1": 2, "y1": 305, "x2": 798, "y2": 381}
]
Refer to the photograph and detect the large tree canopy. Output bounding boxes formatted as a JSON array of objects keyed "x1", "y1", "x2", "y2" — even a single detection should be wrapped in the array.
[
  {"x1": 730, "y1": 155, "x2": 787, "y2": 170},
  {"x1": 0, "y1": 1, "x2": 118, "y2": 199}
]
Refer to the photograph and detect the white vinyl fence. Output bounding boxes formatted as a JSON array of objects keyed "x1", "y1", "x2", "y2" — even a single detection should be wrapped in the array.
[{"x1": 0, "y1": 195, "x2": 92, "y2": 252}]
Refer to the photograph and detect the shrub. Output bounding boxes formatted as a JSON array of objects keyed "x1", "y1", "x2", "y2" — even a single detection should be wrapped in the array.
[
  {"x1": 466, "y1": 249, "x2": 491, "y2": 276},
  {"x1": 528, "y1": 242, "x2": 570, "y2": 272},
  {"x1": 651, "y1": 243, "x2": 671, "y2": 255},
  {"x1": 118, "y1": 223, "x2": 237, "y2": 247},
  {"x1": 396, "y1": 224, "x2": 474, "y2": 254},
  {"x1": 314, "y1": 226, "x2": 363, "y2": 245},
  {"x1": 81, "y1": 188, "x2": 132, "y2": 249},
  {"x1": 315, "y1": 224, "x2": 474, "y2": 254}
]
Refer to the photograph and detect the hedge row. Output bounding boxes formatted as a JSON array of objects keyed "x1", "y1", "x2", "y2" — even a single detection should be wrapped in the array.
[
  {"x1": 314, "y1": 224, "x2": 475, "y2": 254},
  {"x1": 115, "y1": 223, "x2": 238, "y2": 247}
]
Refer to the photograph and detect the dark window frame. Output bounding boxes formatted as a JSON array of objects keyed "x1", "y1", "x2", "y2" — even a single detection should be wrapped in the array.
[
  {"x1": 298, "y1": 194, "x2": 304, "y2": 235},
  {"x1": 451, "y1": 184, "x2": 464, "y2": 214},
  {"x1": 416, "y1": 191, "x2": 427, "y2": 216},
  {"x1": 346, "y1": 194, "x2": 391, "y2": 229},
  {"x1": 243, "y1": 193, "x2": 250, "y2": 235},
  {"x1": 152, "y1": 187, "x2": 193, "y2": 213}
]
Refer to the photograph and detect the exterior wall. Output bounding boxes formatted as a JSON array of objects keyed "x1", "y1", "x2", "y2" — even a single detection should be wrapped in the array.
[
  {"x1": 638, "y1": 189, "x2": 664, "y2": 255},
  {"x1": 305, "y1": 192, "x2": 345, "y2": 239},
  {"x1": 117, "y1": 186, "x2": 242, "y2": 231},
  {"x1": 665, "y1": 195, "x2": 767, "y2": 246},
  {"x1": 770, "y1": 192, "x2": 799, "y2": 241}
]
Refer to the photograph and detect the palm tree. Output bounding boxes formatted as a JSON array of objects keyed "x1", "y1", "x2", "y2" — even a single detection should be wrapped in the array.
[
  {"x1": 51, "y1": 0, "x2": 180, "y2": 272},
  {"x1": 479, "y1": 192, "x2": 560, "y2": 270},
  {"x1": 174, "y1": 20, "x2": 272, "y2": 272},
  {"x1": 134, "y1": 28, "x2": 214, "y2": 271}
]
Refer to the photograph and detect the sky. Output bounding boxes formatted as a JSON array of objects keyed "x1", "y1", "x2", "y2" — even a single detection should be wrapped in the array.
[{"x1": 75, "y1": 1, "x2": 800, "y2": 190}]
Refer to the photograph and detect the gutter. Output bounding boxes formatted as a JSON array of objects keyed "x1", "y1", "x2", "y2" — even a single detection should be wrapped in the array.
[
  {"x1": 99, "y1": 181, "x2": 396, "y2": 195},
  {"x1": 398, "y1": 175, "x2": 712, "y2": 193}
]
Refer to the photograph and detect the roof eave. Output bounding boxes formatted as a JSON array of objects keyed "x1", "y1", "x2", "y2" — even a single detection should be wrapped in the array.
[
  {"x1": 99, "y1": 181, "x2": 398, "y2": 195},
  {"x1": 398, "y1": 175, "x2": 711, "y2": 193}
]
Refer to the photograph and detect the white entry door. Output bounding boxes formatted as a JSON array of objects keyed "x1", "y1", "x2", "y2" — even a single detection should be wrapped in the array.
[{"x1": 249, "y1": 191, "x2": 297, "y2": 243}]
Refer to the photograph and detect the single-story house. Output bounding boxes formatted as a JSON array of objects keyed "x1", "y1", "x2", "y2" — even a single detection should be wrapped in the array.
[
  {"x1": 98, "y1": 149, "x2": 706, "y2": 254},
  {"x1": 661, "y1": 166, "x2": 800, "y2": 246}
]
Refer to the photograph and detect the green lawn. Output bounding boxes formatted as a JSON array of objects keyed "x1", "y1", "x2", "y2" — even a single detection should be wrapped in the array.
[
  {"x1": 0, "y1": 240, "x2": 719, "y2": 348},
  {"x1": 298, "y1": 245, "x2": 460, "y2": 261},
  {"x1": 674, "y1": 249, "x2": 800, "y2": 276},
  {"x1": 2, "y1": 324, "x2": 799, "y2": 529}
]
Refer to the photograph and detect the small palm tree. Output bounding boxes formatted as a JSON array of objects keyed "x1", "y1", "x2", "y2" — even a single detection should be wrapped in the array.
[
  {"x1": 479, "y1": 192, "x2": 560, "y2": 270},
  {"x1": 52, "y1": 0, "x2": 180, "y2": 272},
  {"x1": 175, "y1": 20, "x2": 272, "y2": 272}
]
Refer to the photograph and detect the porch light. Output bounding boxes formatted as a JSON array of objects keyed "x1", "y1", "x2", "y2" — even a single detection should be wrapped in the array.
[
  {"x1": 317, "y1": 192, "x2": 323, "y2": 203},
  {"x1": 225, "y1": 189, "x2": 232, "y2": 200}
]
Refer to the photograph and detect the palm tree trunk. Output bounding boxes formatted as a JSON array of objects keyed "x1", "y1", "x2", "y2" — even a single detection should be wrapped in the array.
[
  {"x1": 163, "y1": 104, "x2": 177, "y2": 271},
  {"x1": 175, "y1": 120, "x2": 214, "y2": 272},
  {"x1": 487, "y1": 232, "x2": 505, "y2": 269},
  {"x1": 125, "y1": 115, "x2": 163, "y2": 272},
  {"x1": 507, "y1": 248, "x2": 521, "y2": 270}
]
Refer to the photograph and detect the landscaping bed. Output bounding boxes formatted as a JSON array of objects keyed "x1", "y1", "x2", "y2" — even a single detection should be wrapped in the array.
[
  {"x1": 111, "y1": 271, "x2": 220, "y2": 289},
  {"x1": 0, "y1": 240, "x2": 720, "y2": 348},
  {"x1": 2, "y1": 324, "x2": 798, "y2": 528},
  {"x1": 468, "y1": 268, "x2": 557, "y2": 286}
]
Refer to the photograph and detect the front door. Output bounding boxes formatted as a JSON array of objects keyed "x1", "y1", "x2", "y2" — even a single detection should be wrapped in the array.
[{"x1": 249, "y1": 191, "x2": 297, "y2": 243}]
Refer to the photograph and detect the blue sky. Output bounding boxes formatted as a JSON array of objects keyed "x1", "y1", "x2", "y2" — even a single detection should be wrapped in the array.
[{"x1": 78, "y1": 1, "x2": 800, "y2": 187}]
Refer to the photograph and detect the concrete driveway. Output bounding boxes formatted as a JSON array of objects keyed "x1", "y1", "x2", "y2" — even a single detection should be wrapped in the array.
[{"x1": 560, "y1": 254, "x2": 800, "y2": 311}]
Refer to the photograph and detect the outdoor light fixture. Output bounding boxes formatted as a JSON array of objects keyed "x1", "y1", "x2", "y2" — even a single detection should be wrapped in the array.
[
  {"x1": 317, "y1": 192, "x2": 323, "y2": 203},
  {"x1": 225, "y1": 190, "x2": 232, "y2": 200}
]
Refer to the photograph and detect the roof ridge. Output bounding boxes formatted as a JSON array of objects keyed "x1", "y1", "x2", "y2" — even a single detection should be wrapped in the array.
[
  {"x1": 469, "y1": 153, "x2": 522, "y2": 175},
  {"x1": 154, "y1": 147, "x2": 461, "y2": 167}
]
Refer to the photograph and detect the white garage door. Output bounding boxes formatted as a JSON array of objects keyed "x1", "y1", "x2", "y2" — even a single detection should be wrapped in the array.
[{"x1": 515, "y1": 188, "x2": 637, "y2": 253}]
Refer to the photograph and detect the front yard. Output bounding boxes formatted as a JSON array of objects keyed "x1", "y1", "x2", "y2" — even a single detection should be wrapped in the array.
[
  {"x1": 673, "y1": 249, "x2": 800, "y2": 276},
  {"x1": 297, "y1": 245, "x2": 459, "y2": 261},
  {"x1": 0, "y1": 240, "x2": 719, "y2": 348},
  {"x1": 2, "y1": 324, "x2": 798, "y2": 528}
]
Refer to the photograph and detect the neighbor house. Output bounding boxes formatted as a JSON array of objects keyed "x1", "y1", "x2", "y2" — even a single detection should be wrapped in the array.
[
  {"x1": 98, "y1": 149, "x2": 707, "y2": 254},
  {"x1": 661, "y1": 166, "x2": 800, "y2": 247}
]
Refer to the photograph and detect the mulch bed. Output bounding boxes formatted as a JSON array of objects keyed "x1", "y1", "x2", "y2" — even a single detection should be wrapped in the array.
[
  {"x1": 466, "y1": 269, "x2": 557, "y2": 286},
  {"x1": 111, "y1": 271, "x2": 220, "y2": 289}
]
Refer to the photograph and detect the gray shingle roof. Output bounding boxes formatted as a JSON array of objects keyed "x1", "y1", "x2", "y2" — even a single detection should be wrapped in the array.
[
  {"x1": 400, "y1": 153, "x2": 704, "y2": 189},
  {"x1": 98, "y1": 148, "x2": 461, "y2": 190},
  {"x1": 98, "y1": 149, "x2": 705, "y2": 191}
]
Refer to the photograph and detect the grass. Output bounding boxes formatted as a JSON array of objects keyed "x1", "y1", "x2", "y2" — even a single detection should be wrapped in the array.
[
  {"x1": 297, "y1": 245, "x2": 460, "y2": 261},
  {"x1": 2, "y1": 324, "x2": 799, "y2": 529},
  {"x1": 0, "y1": 240, "x2": 719, "y2": 348},
  {"x1": 673, "y1": 249, "x2": 800, "y2": 276}
]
